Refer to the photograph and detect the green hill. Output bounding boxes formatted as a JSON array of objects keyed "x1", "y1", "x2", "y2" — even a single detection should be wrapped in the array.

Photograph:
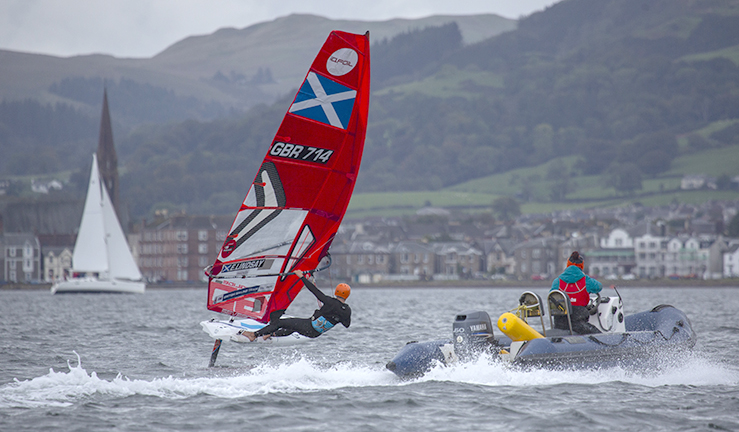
[
  {"x1": 0, "y1": 14, "x2": 515, "y2": 127},
  {"x1": 345, "y1": 144, "x2": 739, "y2": 219},
  {"x1": 3, "y1": 1, "x2": 739, "y2": 224}
]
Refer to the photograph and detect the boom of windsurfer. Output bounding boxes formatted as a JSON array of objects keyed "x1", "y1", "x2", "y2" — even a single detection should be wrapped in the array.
[{"x1": 242, "y1": 270, "x2": 351, "y2": 341}]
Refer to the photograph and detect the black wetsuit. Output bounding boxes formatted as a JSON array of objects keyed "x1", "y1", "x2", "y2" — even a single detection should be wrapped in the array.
[{"x1": 254, "y1": 276, "x2": 351, "y2": 339}]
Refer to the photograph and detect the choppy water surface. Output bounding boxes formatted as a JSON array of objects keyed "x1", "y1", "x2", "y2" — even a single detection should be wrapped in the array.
[{"x1": 1, "y1": 286, "x2": 738, "y2": 431}]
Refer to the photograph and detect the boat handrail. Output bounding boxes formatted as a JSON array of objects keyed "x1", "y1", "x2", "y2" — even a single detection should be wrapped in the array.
[
  {"x1": 513, "y1": 291, "x2": 547, "y2": 336},
  {"x1": 547, "y1": 290, "x2": 573, "y2": 335}
]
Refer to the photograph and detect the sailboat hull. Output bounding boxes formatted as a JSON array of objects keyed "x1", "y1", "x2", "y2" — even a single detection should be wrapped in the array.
[{"x1": 51, "y1": 278, "x2": 145, "y2": 294}]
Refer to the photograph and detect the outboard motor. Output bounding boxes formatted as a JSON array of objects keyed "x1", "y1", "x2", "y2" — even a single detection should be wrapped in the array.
[{"x1": 453, "y1": 310, "x2": 496, "y2": 358}]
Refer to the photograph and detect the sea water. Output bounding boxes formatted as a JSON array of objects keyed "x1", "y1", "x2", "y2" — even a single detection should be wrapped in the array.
[{"x1": 1, "y1": 286, "x2": 737, "y2": 431}]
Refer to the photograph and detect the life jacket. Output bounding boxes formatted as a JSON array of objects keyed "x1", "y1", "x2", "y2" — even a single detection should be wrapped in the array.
[{"x1": 559, "y1": 276, "x2": 588, "y2": 306}]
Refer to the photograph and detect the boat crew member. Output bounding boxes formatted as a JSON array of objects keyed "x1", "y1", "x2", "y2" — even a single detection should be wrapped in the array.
[
  {"x1": 550, "y1": 251, "x2": 602, "y2": 334},
  {"x1": 243, "y1": 270, "x2": 351, "y2": 341}
]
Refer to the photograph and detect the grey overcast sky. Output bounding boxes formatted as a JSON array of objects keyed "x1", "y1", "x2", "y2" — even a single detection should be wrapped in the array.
[{"x1": 0, "y1": 0, "x2": 559, "y2": 58}]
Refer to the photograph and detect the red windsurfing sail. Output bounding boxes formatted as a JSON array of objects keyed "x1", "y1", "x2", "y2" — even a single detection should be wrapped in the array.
[{"x1": 206, "y1": 31, "x2": 370, "y2": 322}]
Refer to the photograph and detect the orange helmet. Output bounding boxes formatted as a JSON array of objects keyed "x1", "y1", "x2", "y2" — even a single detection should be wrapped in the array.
[{"x1": 334, "y1": 283, "x2": 351, "y2": 300}]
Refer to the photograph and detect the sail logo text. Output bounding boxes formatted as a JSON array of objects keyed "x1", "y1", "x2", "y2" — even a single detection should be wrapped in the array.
[
  {"x1": 270, "y1": 142, "x2": 334, "y2": 164},
  {"x1": 222, "y1": 259, "x2": 266, "y2": 273},
  {"x1": 329, "y1": 56, "x2": 353, "y2": 67},
  {"x1": 326, "y1": 48, "x2": 358, "y2": 76}
]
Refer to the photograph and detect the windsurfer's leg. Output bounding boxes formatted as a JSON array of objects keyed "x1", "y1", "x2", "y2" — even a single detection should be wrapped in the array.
[
  {"x1": 271, "y1": 328, "x2": 295, "y2": 337},
  {"x1": 254, "y1": 321, "x2": 283, "y2": 338},
  {"x1": 257, "y1": 318, "x2": 318, "y2": 338}
]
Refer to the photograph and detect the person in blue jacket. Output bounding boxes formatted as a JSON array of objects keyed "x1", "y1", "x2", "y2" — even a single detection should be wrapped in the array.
[{"x1": 550, "y1": 251, "x2": 602, "y2": 334}]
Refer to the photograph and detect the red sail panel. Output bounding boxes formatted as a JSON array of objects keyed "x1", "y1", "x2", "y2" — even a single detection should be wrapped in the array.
[{"x1": 206, "y1": 31, "x2": 370, "y2": 322}]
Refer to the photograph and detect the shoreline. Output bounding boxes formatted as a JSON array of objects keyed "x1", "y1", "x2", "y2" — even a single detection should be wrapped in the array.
[{"x1": 4, "y1": 279, "x2": 738, "y2": 291}]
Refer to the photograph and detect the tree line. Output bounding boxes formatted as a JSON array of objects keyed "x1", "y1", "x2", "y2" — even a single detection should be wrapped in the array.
[{"x1": 3, "y1": 0, "x2": 739, "y2": 218}]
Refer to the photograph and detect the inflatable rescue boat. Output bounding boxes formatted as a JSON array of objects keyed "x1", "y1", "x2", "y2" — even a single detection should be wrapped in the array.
[{"x1": 386, "y1": 289, "x2": 696, "y2": 378}]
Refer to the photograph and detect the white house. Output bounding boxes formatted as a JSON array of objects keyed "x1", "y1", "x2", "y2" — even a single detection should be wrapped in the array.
[
  {"x1": 2, "y1": 233, "x2": 42, "y2": 283},
  {"x1": 681, "y1": 174, "x2": 716, "y2": 190},
  {"x1": 634, "y1": 232, "x2": 666, "y2": 279},
  {"x1": 664, "y1": 236, "x2": 708, "y2": 277},
  {"x1": 723, "y1": 245, "x2": 739, "y2": 278},
  {"x1": 600, "y1": 228, "x2": 634, "y2": 249},
  {"x1": 43, "y1": 247, "x2": 73, "y2": 282}
]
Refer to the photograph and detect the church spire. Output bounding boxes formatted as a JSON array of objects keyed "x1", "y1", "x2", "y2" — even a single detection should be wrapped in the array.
[{"x1": 96, "y1": 88, "x2": 120, "y2": 213}]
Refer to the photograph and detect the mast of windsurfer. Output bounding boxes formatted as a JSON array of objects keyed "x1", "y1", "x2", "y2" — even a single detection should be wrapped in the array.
[{"x1": 242, "y1": 270, "x2": 351, "y2": 341}]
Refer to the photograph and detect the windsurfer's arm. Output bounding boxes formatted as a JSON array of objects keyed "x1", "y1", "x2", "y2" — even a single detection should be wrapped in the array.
[
  {"x1": 342, "y1": 308, "x2": 351, "y2": 328},
  {"x1": 296, "y1": 271, "x2": 331, "y2": 303}
]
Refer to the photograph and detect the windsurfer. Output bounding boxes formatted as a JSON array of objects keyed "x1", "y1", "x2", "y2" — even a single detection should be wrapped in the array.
[
  {"x1": 242, "y1": 270, "x2": 351, "y2": 341},
  {"x1": 550, "y1": 251, "x2": 602, "y2": 334}
]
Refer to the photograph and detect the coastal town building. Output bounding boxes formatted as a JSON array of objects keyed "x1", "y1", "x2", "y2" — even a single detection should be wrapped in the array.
[
  {"x1": 42, "y1": 247, "x2": 73, "y2": 282},
  {"x1": 590, "y1": 227, "x2": 636, "y2": 278},
  {"x1": 37, "y1": 234, "x2": 76, "y2": 282},
  {"x1": 393, "y1": 241, "x2": 435, "y2": 280},
  {"x1": 432, "y1": 242, "x2": 484, "y2": 280},
  {"x1": 3, "y1": 198, "x2": 739, "y2": 285},
  {"x1": 136, "y1": 214, "x2": 232, "y2": 283},
  {"x1": 329, "y1": 239, "x2": 393, "y2": 283},
  {"x1": 723, "y1": 245, "x2": 739, "y2": 278},
  {"x1": 634, "y1": 231, "x2": 666, "y2": 279},
  {"x1": 512, "y1": 236, "x2": 563, "y2": 280},
  {"x1": 481, "y1": 239, "x2": 516, "y2": 275},
  {"x1": 1, "y1": 233, "x2": 42, "y2": 283}
]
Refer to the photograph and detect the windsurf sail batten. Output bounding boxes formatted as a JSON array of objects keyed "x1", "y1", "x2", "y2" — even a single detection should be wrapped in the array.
[{"x1": 206, "y1": 30, "x2": 370, "y2": 322}]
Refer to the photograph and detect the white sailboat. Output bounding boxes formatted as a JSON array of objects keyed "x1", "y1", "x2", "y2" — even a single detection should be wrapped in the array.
[{"x1": 51, "y1": 154, "x2": 145, "y2": 294}]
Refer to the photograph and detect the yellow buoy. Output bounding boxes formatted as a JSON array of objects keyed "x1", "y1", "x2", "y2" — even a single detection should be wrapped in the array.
[{"x1": 497, "y1": 312, "x2": 544, "y2": 341}]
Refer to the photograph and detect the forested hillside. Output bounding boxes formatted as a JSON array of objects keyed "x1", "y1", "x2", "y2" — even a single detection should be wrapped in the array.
[
  {"x1": 361, "y1": 0, "x2": 739, "y2": 194},
  {"x1": 4, "y1": 0, "x2": 739, "y2": 220}
]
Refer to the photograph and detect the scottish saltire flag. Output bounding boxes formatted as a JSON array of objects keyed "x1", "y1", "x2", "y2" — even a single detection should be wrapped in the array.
[{"x1": 289, "y1": 72, "x2": 356, "y2": 129}]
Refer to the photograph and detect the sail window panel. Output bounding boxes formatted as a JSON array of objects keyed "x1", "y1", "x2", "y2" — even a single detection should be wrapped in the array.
[{"x1": 227, "y1": 210, "x2": 307, "y2": 260}]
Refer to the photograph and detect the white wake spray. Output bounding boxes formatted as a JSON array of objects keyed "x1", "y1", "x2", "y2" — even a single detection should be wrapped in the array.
[{"x1": 1, "y1": 350, "x2": 736, "y2": 409}]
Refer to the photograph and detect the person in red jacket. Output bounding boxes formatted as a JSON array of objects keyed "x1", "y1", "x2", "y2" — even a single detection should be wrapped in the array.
[
  {"x1": 550, "y1": 251, "x2": 602, "y2": 334},
  {"x1": 242, "y1": 270, "x2": 351, "y2": 341}
]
